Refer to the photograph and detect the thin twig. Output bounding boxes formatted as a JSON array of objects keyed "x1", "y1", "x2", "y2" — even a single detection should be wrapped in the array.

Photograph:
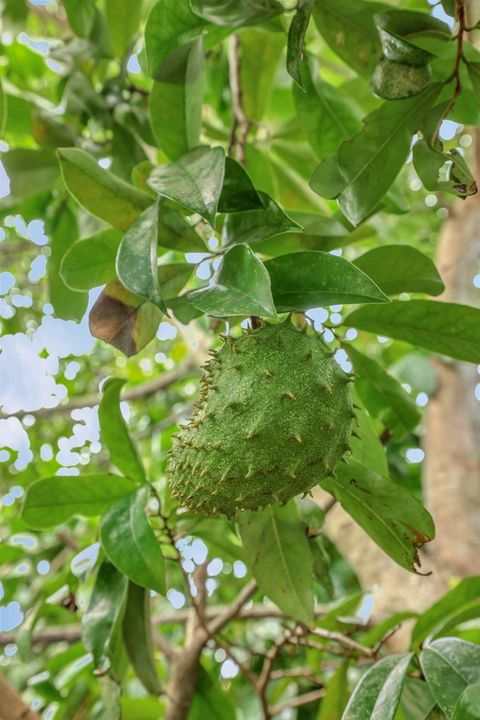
[
  {"x1": 208, "y1": 580, "x2": 257, "y2": 634},
  {"x1": 269, "y1": 688, "x2": 326, "y2": 716},
  {"x1": 227, "y1": 34, "x2": 251, "y2": 165}
]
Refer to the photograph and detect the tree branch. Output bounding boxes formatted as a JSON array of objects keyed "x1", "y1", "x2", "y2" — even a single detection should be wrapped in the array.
[
  {"x1": 269, "y1": 688, "x2": 326, "y2": 716},
  {"x1": 0, "y1": 675, "x2": 42, "y2": 720},
  {"x1": 208, "y1": 580, "x2": 257, "y2": 635},
  {"x1": 227, "y1": 34, "x2": 251, "y2": 165}
]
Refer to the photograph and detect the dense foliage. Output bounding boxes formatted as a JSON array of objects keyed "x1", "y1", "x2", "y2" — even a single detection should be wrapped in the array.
[{"x1": 1, "y1": 0, "x2": 480, "y2": 718}]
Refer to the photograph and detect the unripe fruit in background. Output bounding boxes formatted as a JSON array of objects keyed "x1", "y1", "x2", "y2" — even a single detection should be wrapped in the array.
[{"x1": 167, "y1": 321, "x2": 355, "y2": 516}]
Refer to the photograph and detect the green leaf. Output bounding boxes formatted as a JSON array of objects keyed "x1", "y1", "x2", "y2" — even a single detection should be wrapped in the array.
[
  {"x1": 218, "y1": 157, "x2": 262, "y2": 213},
  {"x1": 105, "y1": 0, "x2": 142, "y2": 57},
  {"x1": 190, "y1": 665, "x2": 237, "y2": 720},
  {"x1": 350, "y1": 399, "x2": 388, "y2": 477},
  {"x1": 225, "y1": 191, "x2": 301, "y2": 246},
  {"x1": 99, "y1": 378, "x2": 146, "y2": 485},
  {"x1": 293, "y1": 61, "x2": 363, "y2": 160},
  {"x1": 123, "y1": 582, "x2": 162, "y2": 695},
  {"x1": 157, "y1": 204, "x2": 206, "y2": 252},
  {"x1": 190, "y1": 0, "x2": 283, "y2": 27},
  {"x1": 453, "y1": 683, "x2": 480, "y2": 720},
  {"x1": 321, "y1": 460, "x2": 435, "y2": 572},
  {"x1": 318, "y1": 662, "x2": 349, "y2": 720},
  {"x1": 328, "y1": 84, "x2": 441, "y2": 225},
  {"x1": 47, "y1": 204, "x2": 88, "y2": 321},
  {"x1": 287, "y1": 0, "x2": 314, "y2": 87},
  {"x1": 99, "y1": 676, "x2": 122, "y2": 720},
  {"x1": 342, "y1": 654, "x2": 413, "y2": 720},
  {"x1": 374, "y1": 10, "x2": 451, "y2": 66},
  {"x1": 149, "y1": 38, "x2": 205, "y2": 161},
  {"x1": 60, "y1": 229, "x2": 122, "y2": 291},
  {"x1": 116, "y1": 202, "x2": 166, "y2": 313},
  {"x1": 238, "y1": 502, "x2": 314, "y2": 624},
  {"x1": 371, "y1": 59, "x2": 432, "y2": 101},
  {"x1": 188, "y1": 244, "x2": 277, "y2": 318},
  {"x1": 100, "y1": 485, "x2": 167, "y2": 595},
  {"x1": 264, "y1": 251, "x2": 389, "y2": 312},
  {"x1": 63, "y1": 0, "x2": 96, "y2": 37},
  {"x1": 0, "y1": 77, "x2": 6, "y2": 134},
  {"x1": 412, "y1": 139, "x2": 477, "y2": 198},
  {"x1": 420, "y1": 639, "x2": 480, "y2": 718},
  {"x1": 396, "y1": 680, "x2": 436, "y2": 720},
  {"x1": 158, "y1": 263, "x2": 194, "y2": 299},
  {"x1": 82, "y1": 560, "x2": 128, "y2": 674},
  {"x1": 467, "y1": 62, "x2": 480, "y2": 94},
  {"x1": 89, "y1": 279, "x2": 162, "y2": 357},
  {"x1": 412, "y1": 578, "x2": 480, "y2": 649},
  {"x1": 144, "y1": 0, "x2": 204, "y2": 78},
  {"x1": 57, "y1": 148, "x2": 152, "y2": 231},
  {"x1": 240, "y1": 29, "x2": 284, "y2": 122},
  {"x1": 346, "y1": 346, "x2": 420, "y2": 437},
  {"x1": 149, "y1": 146, "x2": 225, "y2": 226},
  {"x1": 22, "y1": 474, "x2": 137, "y2": 529},
  {"x1": 353, "y1": 245, "x2": 444, "y2": 296},
  {"x1": 1, "y1": 148, "x2": 58, "y2": 203},
  {"x1": 313, "y1": 0, "x2": 387, "y2": 76},
  {"x1": 344, "y1": 300, "x2": 480, "y2": 364}
]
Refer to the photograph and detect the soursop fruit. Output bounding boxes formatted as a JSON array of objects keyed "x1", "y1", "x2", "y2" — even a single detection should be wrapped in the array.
[{"x1": 167, "y1": 321, "x2": 354, "y2": 516}]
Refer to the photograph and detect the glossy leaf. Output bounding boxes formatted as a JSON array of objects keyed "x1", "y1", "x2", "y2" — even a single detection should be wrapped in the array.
[
  {"x1": 188, "y1": 244, "x2": 276, "y2": 318},
  {"x1": 22, "y1": 474, "x2": 137, "y2": 529},
  {"x1": 89, "y1": 279, "x2": 162, "y2": 357},
  {"x1": 116, "y1": 202, "x2": 166, "y2": 312},
  {"x1": 313, "y1": 0, "x2": 387, "y2": 76},
  {"x1": 82, "y1": 560, "x2": 128, "y2": 674},
  {"x1": 374, "y1": 10, "x2": 450, "y2": 66},
  {"x1": 100, "y1": 485, "x2": 166, "y2": 595},
  {"x1": 412, "y1": 577, "x2": 480, "y2": 649},
  {"x1": 218, "y1": 157, "x2": 262, "y2": 213},
  {"x1": 105, "y1": 0, "x2": 142, "y2": 57},
  {"x1": 47, "y1": 203, "x2": 88, "y2": 321},
  {"x1": 321, "y1": 460, "x2": 435, "y2": 572},
  {"x1": 145, "y1": 0, "x2": 204, "y2": 78},
  {"x1": 60, "y1": 229, "x2": 122, "y2": 291},
  {"x1": 353, "y1": 245, "x2": 444, "y2": 296},
  {"x1": 149, "y1": 38, "x2": 205, "y2": 161},
  {"x1": 344, "y1": 300, "x2": 480, "y2": 364},
  {"x1": 342, "y1": 653, "x2": 413, "y2": 720},
  {"x1": 99, "y1": 378, "x2": 146, "y2": 485},
  {"x1": 190, "y1": 0, "x2": 283, "y2": 27},
  {"x1": 347, "y1": 346, "x2": 420, "y2": 437},
  {"x1": 318, "y1": 662, "x2": 349, "y2": 720},
  {"x1": 123, "y1": 582, "x2": 162, "y2": 695},
  {"x1": 238, "y1": 502, "x2": 314, "y2": 624},
  {"x1": 287, "y1": 0, "x2": 314, "y2": 87},
  {"x1": 264, "y1": 251, "x2": 389, "y2": 312},
  {"x1": 149, "y1": 146, "x2": 225, "y2": 225},
  {"x1": 293, "y1": 61, "x2": 362, "y2": 160},
  {"x1": 453, "y1": 683, "x2": 480, "y2": 720},
  {"x1": 225, "y1": 191, "x2": 301, "y2": 246},
  {"x1": 57, "y1": 148, "x2": 152, "y2": 231},
  {"x1": 420, "y1": 638, "x2": 480, "y2": 717}
]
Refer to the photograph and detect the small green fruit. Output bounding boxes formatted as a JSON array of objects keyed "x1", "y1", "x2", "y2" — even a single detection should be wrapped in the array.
[{"x1": 167, "y1": 321, "x2": 354, "y2": 516}]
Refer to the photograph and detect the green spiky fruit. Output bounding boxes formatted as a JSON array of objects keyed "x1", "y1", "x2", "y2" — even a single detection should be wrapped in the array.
[{"x1": 167, "y1": 321, "x2": 354, "y2": 516}]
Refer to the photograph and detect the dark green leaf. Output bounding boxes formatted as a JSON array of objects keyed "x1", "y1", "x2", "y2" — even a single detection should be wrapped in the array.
[
  {"x1": 145, "y1": 0, "x2": 204, "y2": 78},
  {"x1": 149, "y1": 38, "x2": 205, "y2": 161},
  {"x1": 158, "y1": 204, "x2": 206, "y2": 252},
  {"x1": 60, "y1": 229, "x2": 122, "y2": 291},
  {"x1": 57, "y1": 148, "x2": 152, "y2": 231},
  {"x1": 225, "y1": 191, "x2": 301, "y2": 245},
  {"x1": 293, "y1": 61, "x2": 362, "y2": 160},
  {"x1": 82, "y1": 560, "x2": 128, "y2": 674},
  {"x1": 347, "y1": 346, "x2": 420, "y2": 437},
  {"x1": 238, "y1": 502, "x2": 314, "y2": 624},
  {"x1": 116, "y1": 202, "x2": 167, "y2": 312},
  {"x1": 22, "y1": 474, "x2": 137, "y2": 529},
  {"x1": 158, "y1": 263, "x2": 194, "y2": 299},
  {"x1": 412, "y1": 577, "x2": 480, "y2": 649},
  {"x1": 287, "y1": 0, "x2": 314, "y2": 87},
  {"x1": 100, "y1": 485, "x2": 166, "y2": 595},
  {"x1": 321, "y1": 460, "x2": 435, "y2": 572},
  {"x1": 48, "y1": 204, "x2": 88, "y2": 321},
  {"x1": 412, "y1": 139, "x2": 477, "y2": 198},
  {"x1": 374, "y1": 10, "x2": 451, "y2": 65},
  {"x1": 309, "y1": 154, "x2": 348, "y2": 199},
  {"x1": 344, "y1": 300, "x2": 480, "y2": 363},
  {"x1": 318, "y1": 661, "x2": 349, "y2": 720},
  {"x1": 89, "y1": 279, "x2": 161, "y2": 357},
  {"x1": 105, "y1": 0, "x2": 142, "y2": 57},
  {"x1": 218, "y1": 157, "x2": 262, "y2": 213},
  {"x1": 371, "y1": 59, "x2": 432, "y2": 100},
  {"x1": 190, "y1": 0, "x2": 283, "y2": 27},
  {"x1": 420, "y1": 638, "x2": 480, "y2": 717},
  {"x1": 123, "y1": 582, "x2": 162, "y2": 695},
  {"x1": 353, "y1": 245, "x2": 444, "y2": 296},
  {"x1": 149, "y1": 146, "x2": 225, "y2": 226},
  {"x1": 99, "y1": 378, "x2": 146, "y2": 485},
  {"x1": 265, "y1": 251, "x2": 389, "y2": 312},
  {"x1": 342, "y1": 654, "x2": 413, "y2": 720},
  {"x1": 467, "y1": 63, "x2": 480, "y2": 94},
  {"x1": 188, "y1": 244, "x2": 277, "y2": 318},
  {"x1": 453, "y1": 683, "x2": 480, "y2": 720},
  {"x1": 313, "y1": 0, "x2": 387, "y2": 76}
]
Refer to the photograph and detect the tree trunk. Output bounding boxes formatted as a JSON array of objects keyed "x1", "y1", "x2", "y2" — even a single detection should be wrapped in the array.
[
  {"x1": 0, "y1": 675, "x2": 42, "y2": 720},
  {"x1": 164, "y1": 645, "x2": 205, "y2": 720}
]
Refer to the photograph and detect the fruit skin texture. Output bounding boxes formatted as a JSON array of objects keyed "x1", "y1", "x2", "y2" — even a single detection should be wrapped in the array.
[{"x1": 167, "y1": 321, "x2": 354, "y2": 517}]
